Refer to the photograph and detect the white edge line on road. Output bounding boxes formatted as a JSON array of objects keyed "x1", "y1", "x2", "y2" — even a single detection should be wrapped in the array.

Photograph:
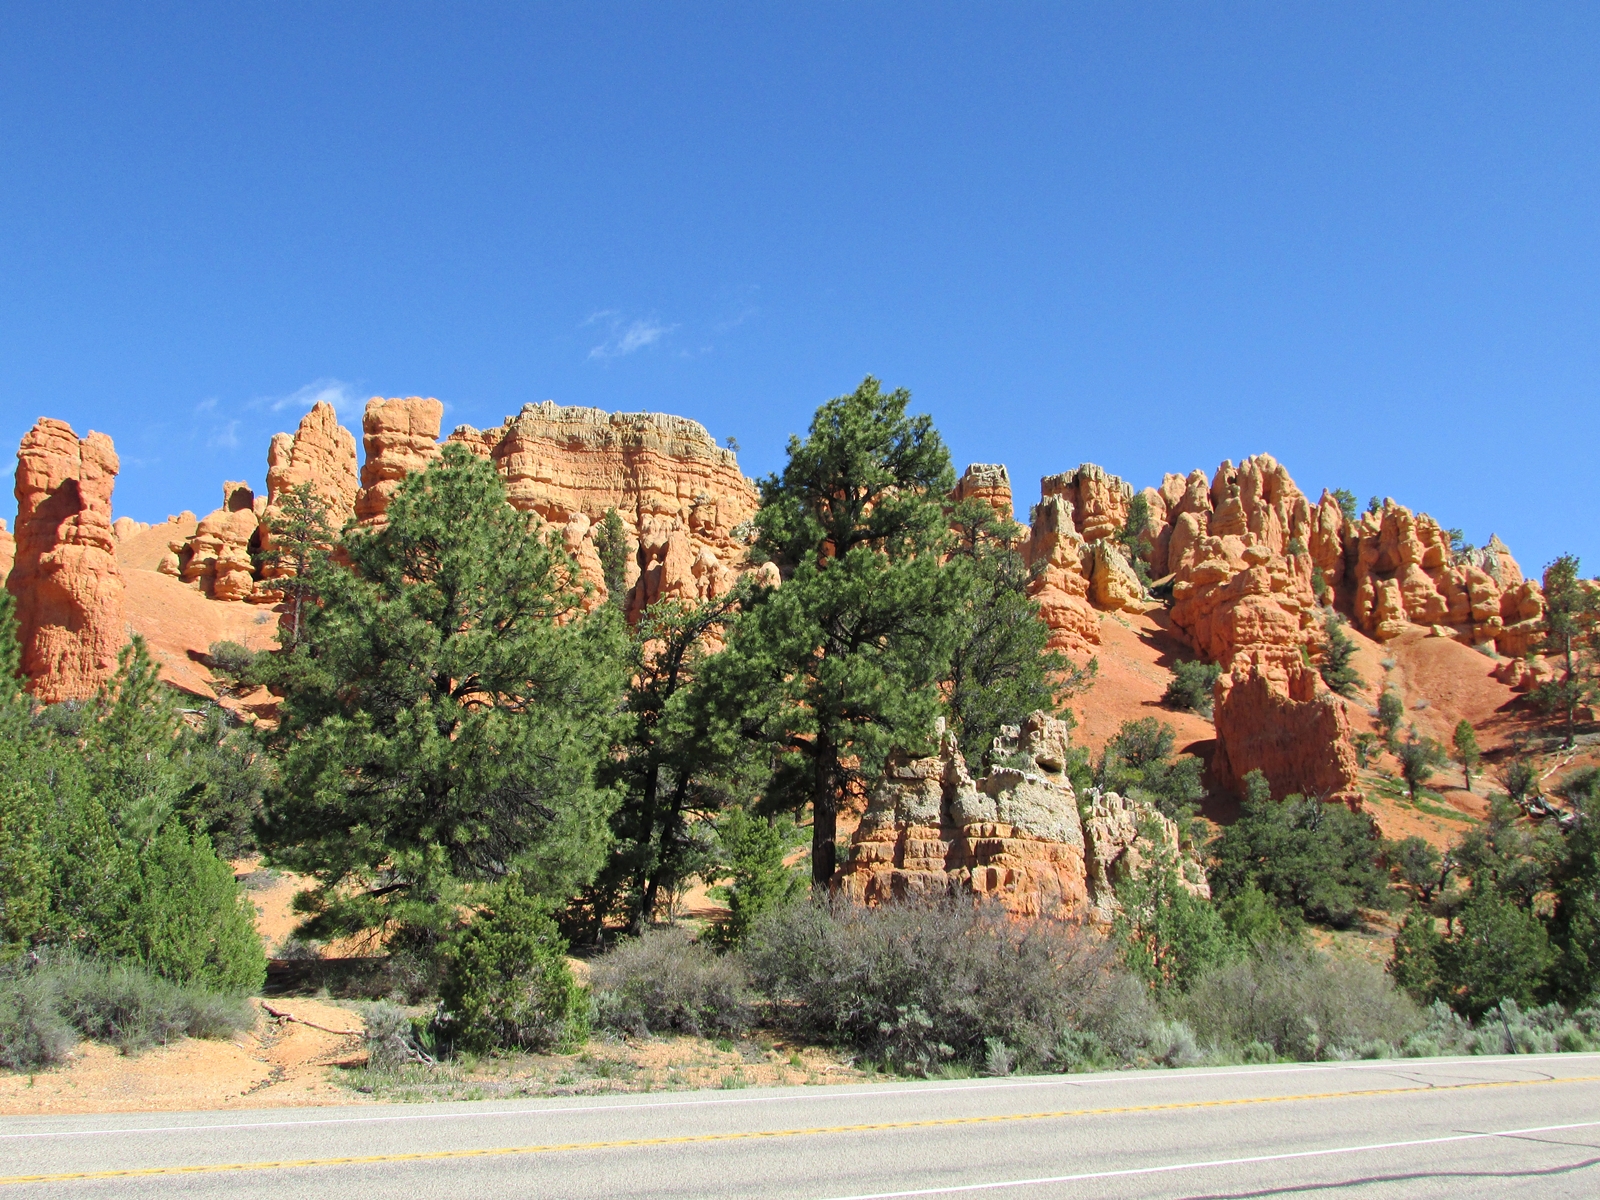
[
  {"x1": 4, "y1": 1053, "x2": 1596, "y2": 1142},
  {"x1": 816, "y1": 1119, "x2": 1600, "y2": 1200}
]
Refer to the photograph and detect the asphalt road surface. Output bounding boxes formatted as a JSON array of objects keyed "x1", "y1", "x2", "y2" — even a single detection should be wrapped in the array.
[{"x1": 3, "y1": 1054, "x2": 1599, "y2": 1199}]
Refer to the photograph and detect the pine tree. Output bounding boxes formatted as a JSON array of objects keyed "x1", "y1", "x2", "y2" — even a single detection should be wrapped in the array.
[
  {"x1": 1396, "y1": 729, "x2": 1448, "y2": 798},
  {"x1": 259, "y1": 481, "x2": 337, "y2": 648},
  {"x1": 1377, "y1": 688, "x2": 1405, "y2": 749},
  {"x1": 1531, "y1": 554, "x2": 1599, "y2": 748},
  {"x1": 944, "y1": 498, "x2": 1086, "y2": 767},
  {"x1": 709, "y1": 378, "x2": 967, "y2": 888},
  {"x1": 1318, "y1": 612, "x2": 1363, "y2": 698},
  {"x1": 1451, "y1": 720, "x2": 1481, "y2": 793},
  {"x1": 567, "y1": 590, "x2": 754, "y2": 942},
  {"x1": 259, "y1": 445, "x2": 629, "y2": 949},
  {"x1": 1116, "y1": 492, "x2": 1154, "y2": 586},
  {"x1": 592, "y1": 506, "x2": 629, "y2": 607}
]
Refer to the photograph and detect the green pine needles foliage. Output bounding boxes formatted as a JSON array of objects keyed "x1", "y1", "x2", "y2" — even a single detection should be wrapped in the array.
[
  {"x1": 258, "y1": 443, "x2": 629, "y2": 950},
  {"x1": 0, "y1": 597, "x2": 264, "y2": 994},
  {"x1": 709, "y1": 378, "x2": 979, "y2": 887}
]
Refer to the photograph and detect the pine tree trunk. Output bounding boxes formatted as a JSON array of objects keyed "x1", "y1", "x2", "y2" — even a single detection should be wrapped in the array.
[{"x1": 811, "y1": 735, "x2": 837, "y2": 889}]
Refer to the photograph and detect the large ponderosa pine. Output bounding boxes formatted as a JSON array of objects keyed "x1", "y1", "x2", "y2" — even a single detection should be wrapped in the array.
[
  {"x1": 259, "y1": 445, "x2": 627, "y2": 949},
  {"x1": 711, "y1": 378, "x2": 967, "y2": 887}
]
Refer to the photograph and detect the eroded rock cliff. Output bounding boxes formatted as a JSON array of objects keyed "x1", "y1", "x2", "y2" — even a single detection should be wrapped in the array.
[
  {"x1": 7, "y1": 419, "x2": 125, "y2": 702},
  {"x1": 837, "y1": 712, "x2": 1205, "y2": 921}
]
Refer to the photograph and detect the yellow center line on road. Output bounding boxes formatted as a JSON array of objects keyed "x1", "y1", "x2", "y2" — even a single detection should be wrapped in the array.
[{"x1": 4, "y1": 1073, "x2": 1597, "y2": 1187}]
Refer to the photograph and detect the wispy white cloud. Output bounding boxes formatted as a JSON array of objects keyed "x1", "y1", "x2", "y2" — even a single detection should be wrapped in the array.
[
  {"x1": 267, "y1": 377, "x2": 363, "y2": 420},
  {"x1": 194, "y1": 396, "x2": 218, "y2": 414},
  {"x1": 206, "y1": 419, "x2": 241, "y2": 449},
  {"x1": 586, "y1": 314, "x2": 677, "y2": 360}
]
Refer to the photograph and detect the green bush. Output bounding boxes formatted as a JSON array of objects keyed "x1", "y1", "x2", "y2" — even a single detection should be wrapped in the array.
[
  {"x1": 1319, "y1": 613, "x2": 1363, "y2": 698},
  {"x1": 1209, "y1": 788, "x2": 1393, "y2": 928},
  {"x1": 1402, "y1": 998, "x2": 1600, "y2": 1057},
  {"x1": 1163, "y1": 660, "x2": 1222, "y2": 718},
  {"x1": 707, "y1": 809, "x2": 805, "y2": 948},
  {"x1": 362, "y1": 1000, "x2": 429, "y2": 1072},
  {"x1": 1377, "y1": 689, "x2": 1405, "y2": 748},
  {"x1": 0, "y1": 951, "x2": 256, "y2": 1070},
  {"x1": 1114, "y1": 853, "x2": 1238, "y2": 994},
  {"x1": 1392, "y1": 889, "x2": 1555, "y2": 1019},
  {"x1": 1179, "y1": 948, "x2": 1422, "y2": 1061},
  {"x1": 436, "y1": 878, "x2": 588, "y2": 1053},
  {"x1": 746, "y1": 897, "x2": 1140, "y2": 1074},
  {"x1": 590, "y1": 926, "x2": 752, "y2": 1038},
  {"x1": 104, "y1": 823, "x2": 266, "y2": 995},
  {"x1": 1097, "y1": 718, "x2": 1206, "y2": 826}
]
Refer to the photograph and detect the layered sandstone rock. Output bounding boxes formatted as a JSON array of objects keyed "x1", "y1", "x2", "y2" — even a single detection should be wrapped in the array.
[
  {"x1": 181, "y1": 483, "x2": 260, "y2": 602},
  {"x1": 950, "y1": 463, "x2": 1016, "y2": 522},
  {"x1": 447, "y1": 401, "x2": 759, "y2": 616},
  {"x1": 0, "y1": 519, "x2": 13, "y2": 584},
  {"x1": 1083, "y1": 789, "x2": 1210, "y2": 921},
  {"x1": 8, "y1": 419, "x2": 125, "y2": 702},
  {"x1": 1348, "y1": 503, "x2": 1542, "y2": 655},
  {"x1": 836, "y1": 712, "x2": 1205, "y2": 921},
  {"x1": 1211, "y1": 661, "x2": 1362, "y2": 802},
  {"x1": 1017, "y1": 462, "x2": 1148, "y2": 653},
  {"x1": 355, "y1": 396, "x2": 445, "y2": 526}
]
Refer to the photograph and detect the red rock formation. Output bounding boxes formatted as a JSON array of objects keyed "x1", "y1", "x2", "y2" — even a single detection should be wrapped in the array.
[
  {"x1": 950, "y1": 463, "x2": 1015, "y2": 522},
  {"x1": 1348, "y1": 502, "x2": 1542, "y2": 654},
  {"x1": 255, "y1": 401, "x2": 361, "y2": 599},
  {"x1": 0, "y1": 519, "x2": 13, "y2": 585},
  {"x1": 355, "y1": 396, "x2": 445, "y2": 526},
  {"x1": 181, "y1": 482, "x2": 260, "y2": 602},
  {"x1": 1022, "y1": 495, "x2": 1100, "y2": 652},
  {"x1": 837, "y1": 712, "x2": 1205, "y2": 921},
  {"x1": 1158, "y1": 457, "x2": 1357, "y2": 800},
  {"x1": 1211, "y1": 661, "x2": 1362, "y2": 802},
  {"x1": 448, "y1": 401, "x2": 759, "y2": 616},
  {"x1": 7, "y1": 419, "x2": 125, "y2": 703},
  {"x1": 264, "y1": 400, "x2": 360, "y2": 514},
  {"x1": 1042, "y1": 463, "x2": 1132, "y2": 543}
]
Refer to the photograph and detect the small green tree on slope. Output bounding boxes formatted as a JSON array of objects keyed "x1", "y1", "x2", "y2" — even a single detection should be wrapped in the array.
[
  {"x1": 708, "y1": 378, "x2": 967, "y2": 888},
  {"x1": 1532, "y1": 555, "x2": 1599, "y2": 748},
  {"x1": 1451, "y1": 720, "x2": 1481, "y2": 794},
  {"x1": 1319, "y1": 612, "x2": 1363, "y2": 698},
  {"x1": 259, "y1": 445, "x2": 628, "y2": 951}
]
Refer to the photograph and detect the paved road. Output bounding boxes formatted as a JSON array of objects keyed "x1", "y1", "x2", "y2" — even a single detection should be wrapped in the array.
[{"x1": 3, "y1": 1054, "x2": 1599, "y2": 1198}]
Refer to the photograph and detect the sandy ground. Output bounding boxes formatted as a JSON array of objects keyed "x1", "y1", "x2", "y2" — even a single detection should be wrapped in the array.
[
  {"x1": 120, "y1": 568, "x2": 281, "y2": 702},
  {"x1": 1068, "y1": 607, "x2": 1218, "y2": 759},
  {"x1": 0, "y1": 998, "x2": 369, "y2": 1115}
]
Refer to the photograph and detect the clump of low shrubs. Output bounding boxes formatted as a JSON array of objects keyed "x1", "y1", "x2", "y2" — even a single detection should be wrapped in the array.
[
  {"x1": 1177, "y1": 948, "x2": 1422, "y2": 1061},
  {"x1": 434, "y1": 878, "x2": 588, "y2": 1054},
  {"x1": 591, "y1": 926, "x2": 752, "y2": 1038},
  {"x1": 745, "y1": 896, "x2": 1146, "y2": 1074},
  {"x1": 0, "y1": 951, "x2": 256, "y2": 1070},
  {"x1": 1401, "y1": 998, "x2": 1600, "y2": 1057},
  {"x1": 1163, "y1": 660, "x2": 1222, "y2": 718}
]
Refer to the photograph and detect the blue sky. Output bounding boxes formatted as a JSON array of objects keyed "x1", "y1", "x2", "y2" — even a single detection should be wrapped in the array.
[{"x1": 2, "y1": 4, "x2": 1596, "y2": 573}]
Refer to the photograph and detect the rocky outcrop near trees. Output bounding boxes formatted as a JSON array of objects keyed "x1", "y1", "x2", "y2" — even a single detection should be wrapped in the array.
[
  {"x1": 836, "y1": 712, "x2": 1206, "y2": 921},
  {"x1": 355, "y1": 396, "x2": 445, "y2": 527},
  {"x1": 446, "y1": 400, "x2": 759, "y2": 615},
  {"x1": 7, "y1": 418, "x2": 125, "y2": 702}
]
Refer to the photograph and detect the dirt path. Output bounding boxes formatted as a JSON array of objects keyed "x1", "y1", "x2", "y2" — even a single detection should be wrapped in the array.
[{"x1": 0, "y1": 998, "x2": 371, "y2": 1115}]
